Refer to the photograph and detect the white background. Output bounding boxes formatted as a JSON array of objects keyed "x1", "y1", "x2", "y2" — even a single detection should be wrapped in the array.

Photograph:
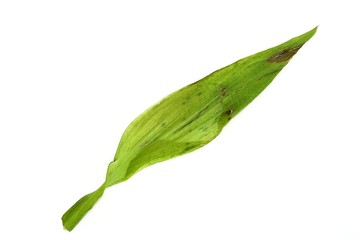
[{"x1": 1, "y1": 0, "x2": 359, "y2": 239}]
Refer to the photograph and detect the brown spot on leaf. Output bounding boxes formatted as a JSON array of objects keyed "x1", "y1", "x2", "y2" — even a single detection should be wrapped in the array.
[
  {"x1": 226, "y1": 109, "x2": 234, "y2": 116},
  {"x1": 267, "y1": 45, "x2": 303, "y2": 63},
  {"x1": 221, "y1": 87, "x2": 227, "y2": 97},
  {"x1": 226, "y1": 109, "x2": 234, "y2": 120}
]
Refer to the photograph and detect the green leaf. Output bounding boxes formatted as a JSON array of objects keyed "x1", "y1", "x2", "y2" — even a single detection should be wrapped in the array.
[{"x1": 62, "y1": 27, "x2": 317, "y2": 231}]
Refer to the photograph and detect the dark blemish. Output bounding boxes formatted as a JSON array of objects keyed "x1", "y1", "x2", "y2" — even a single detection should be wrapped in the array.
[
  {"x1": 221, "y1": 87, "x2": 227, "y2": 97},
  {"x1": 226, "y1": 109, "x2": 234, "y2": 121},
  {"x1": 197, "y1": 92, "x2": 202, "y2": 96},
  {"x1": 161, "y1": 122, "x2": 166, "y2": 127},
  {"x1": 267, "y1": 45, "x2": 303, "y2": 63},
  {"x1": 226, "y1": 109, "x2": 234, "y2": 116}
]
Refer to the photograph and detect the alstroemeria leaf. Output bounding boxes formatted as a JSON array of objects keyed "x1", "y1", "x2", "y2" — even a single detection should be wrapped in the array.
[{"x1": 62, "y1": 27, "x2": 317, "y2": 231}]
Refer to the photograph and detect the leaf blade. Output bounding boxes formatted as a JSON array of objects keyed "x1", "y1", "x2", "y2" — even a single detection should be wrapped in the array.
[
  {"x1": 107, "y1": 26, "x2": 317, "y2": 185},
  {"x1": 62, "y1": 27, "x2": 317, "y2": 231}
]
